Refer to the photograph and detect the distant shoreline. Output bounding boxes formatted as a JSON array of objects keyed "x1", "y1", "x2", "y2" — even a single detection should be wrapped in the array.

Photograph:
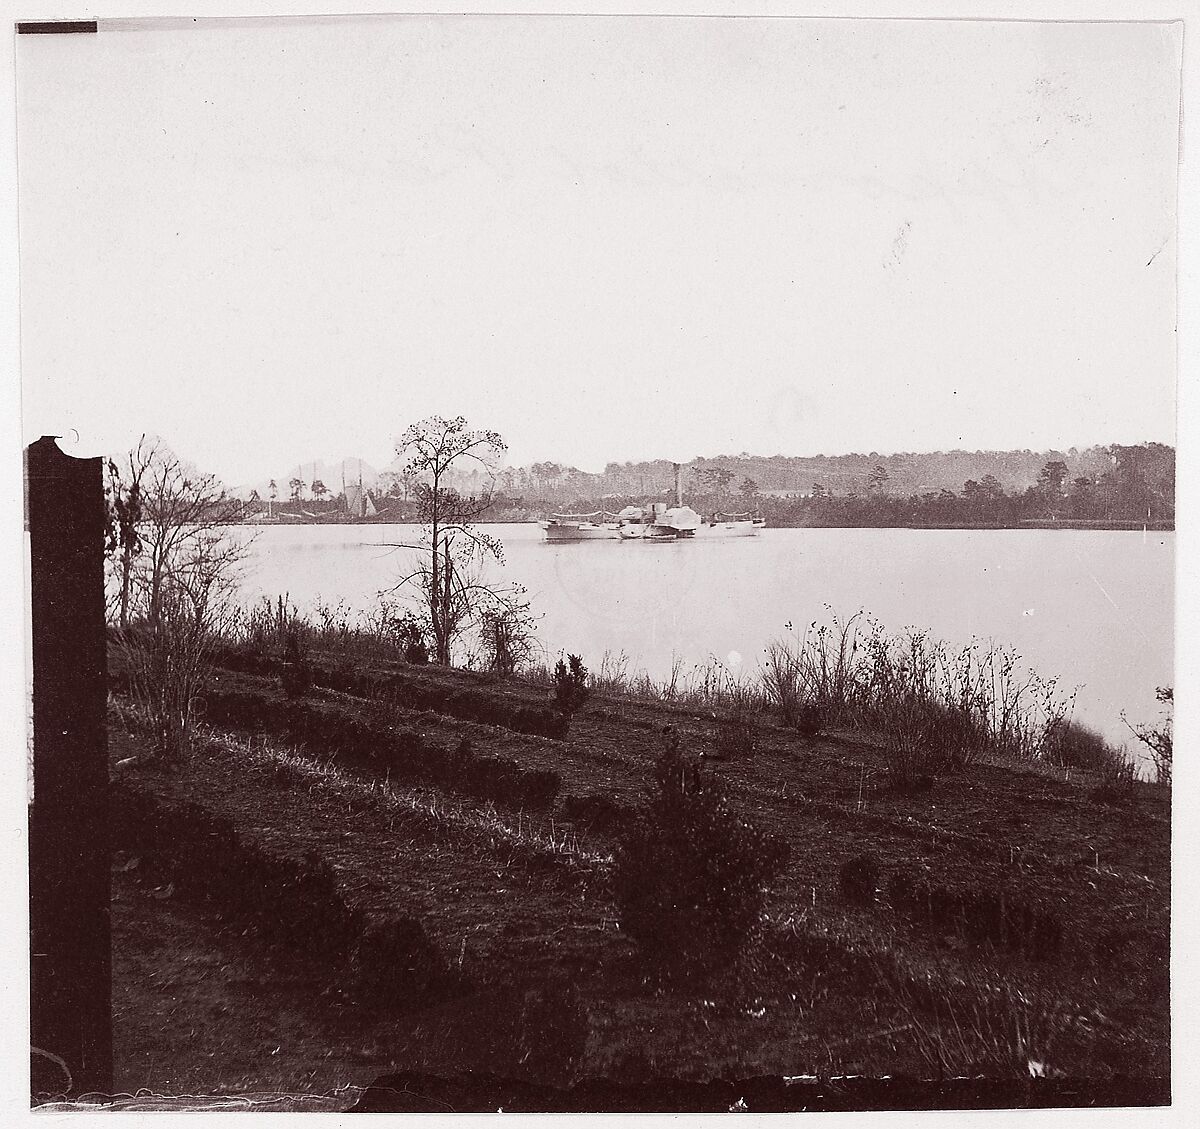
[{"x1": 238, "y1": 517, "x2": 1174, "y2": 532}]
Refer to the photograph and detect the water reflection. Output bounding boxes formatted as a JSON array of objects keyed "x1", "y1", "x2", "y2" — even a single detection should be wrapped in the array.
[{"x1": 233, "y1": 522, "x2": 1173, "y2": 749}]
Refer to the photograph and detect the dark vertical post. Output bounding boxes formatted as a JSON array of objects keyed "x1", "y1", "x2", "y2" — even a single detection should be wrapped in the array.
[{"x1": 27, "y1": 435, "x2": 112, "y2": 1099}]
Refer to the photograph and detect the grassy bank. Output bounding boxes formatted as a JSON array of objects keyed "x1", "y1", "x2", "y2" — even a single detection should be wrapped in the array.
[
  {"x1": 526, "y1": 611, "x2": 1150, "y2": 787},
  {"x1": 216, "y1": 596, "x2": 1151, "y2": 783},
  {"x1": 102, "y1": 608, "x2": 1171, "y2": 1102}
]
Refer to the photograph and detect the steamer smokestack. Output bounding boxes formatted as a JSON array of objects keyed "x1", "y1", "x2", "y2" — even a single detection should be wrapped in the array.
[{"x1": 673, "y1": 463, "x2": 682, "y2": 507}]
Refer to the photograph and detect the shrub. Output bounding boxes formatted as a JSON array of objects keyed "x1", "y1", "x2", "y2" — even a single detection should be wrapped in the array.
[
  {"x1": 521, "y1": 768, "x2": 563, "y2": 810},
  {"x1": 478, "y1": 605, "x2": 537, "y2": 679},
  {"x1": 838, "y1": 854, "x2": 881, "y2": 906},
  {"x1": 933, "y1": 704, "x2": 989, "y2": 770},
  {"x1": 761, "y1": 639, "x2": 803, "y2": 726},
  {"x1": 398, "y1": 614, "x2": 429, "y2": 665},
  {"x1": 612, "y1": 730, "x2": 789, "y2": 980},
  {"x1": 761, "y1": 612, "x2": 1086, "y2": 768},
  {"x1": 1043, "y1": 719, "x2": 1118, "y2": 771},
  {"x1": 447, "y1": 736, "x2": 475, "y2": 778},
  {"x1": 552, "y1": 654, "x2": 591, "y2": 718},
  {"x1": 879, "y1": 693, "x2": 941, "y2": 788},
  {"x1": 354, "y1": 915, "x2": 445, "y2": 1001},
  {"x1": 712, "y1": 713, "x2": 756, "y2": 760},
  {"x1": 280, "y1": 629, "x2": 314, "y2": 699},
  {"x1": 878, "y1": 694, "x2": 984, "y2": 787},
  {"x1": 561, "y1": 793, "x2": 634, "y2": 835},
  {"x1": 885, "y1": 868, "x2": 1064, "y2": 960},
  {"x1": 1090, "y1": 751, "x2": 1139, "y2": 806},
  {"x1": 794, "y1": 701, "x2": 825, "y2": 739},
  {"x1": 119, "y1": 605, "x2": 224, "y2": 763}
]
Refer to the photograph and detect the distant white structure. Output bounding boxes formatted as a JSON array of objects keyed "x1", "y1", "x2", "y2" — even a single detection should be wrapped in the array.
[{"x1": 344, "y1": 481, "x2": 378, "y2": 518}]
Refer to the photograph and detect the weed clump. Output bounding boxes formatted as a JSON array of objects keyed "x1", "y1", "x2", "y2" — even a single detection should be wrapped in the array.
[
  {"x1": 398, "y1": 614, "x2": 430, "y2": 665},
  {"x1": 886, "y1": 868, "x2": 1064, "y2": 960},
  {"x1": 280, "y1": 629, "x2": 314, "y2": 699},
  {"x1": 612, "y1": 729, "x2": 789, "y2": 980},
  {"x1": 552, "y1": 654, "x2": 591, "y2": 718},
  {"x1": 478, "y1": 605, "x2": 536, "y2": 679},
  {"x1": 1037, "y1": 719, "x2": 1138, "y2": 805},
  {"x1": 794, "y1": 701, "x2": 825, "y2": 738},
  {"x1": 1090, "y1": 752, "x2": 1139, "y2": 806},
  {"x1": 877, "y1": 695, "x2": 986, "y2": 789},
  {"x1": 1043, "y1": 720, "x2": 1119, "y2": 771},
  {"x1": 712, "y1": 713, "x2": 756, "y2": 760},
  {"x1": 876, "y1": 957, "x2": 1089, "y2": 1080},
  {"x1": 561, "y1": 793, "x2": 634, "y2": 836}
]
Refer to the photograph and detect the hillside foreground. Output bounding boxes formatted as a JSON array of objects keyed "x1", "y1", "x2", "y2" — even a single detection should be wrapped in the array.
[{"x1": 100, "y1": 649, "x2": 1170, "y2": 1111}]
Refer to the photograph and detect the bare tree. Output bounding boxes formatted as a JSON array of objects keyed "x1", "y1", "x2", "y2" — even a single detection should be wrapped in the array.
[
  {"x1": 388, "y1": 416, "x2": 533, "y2": 667},
  {"x1": 116, "y1": 442, "x2": 247, "y2": 761},
  {"x1": 104, "y1": 434, "x2": 157, "y2": 630},
  {"x1": 1123, "y1": 687, "x2": 1173, "y2": 786}
]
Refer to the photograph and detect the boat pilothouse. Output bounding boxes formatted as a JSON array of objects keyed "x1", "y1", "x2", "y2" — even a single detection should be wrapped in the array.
[
  {"x1": 617, "y1": 502, "x2": 765, "y2": 539},
  {"x1": 618, "y1": 500, "x2": 699, "y2": 539},
  {"x1": 616, "y1": 465, "x2": 766, "y2": 540},
  {"x1": 539, "y1": 465, "x2": 765, "y2": 541}
]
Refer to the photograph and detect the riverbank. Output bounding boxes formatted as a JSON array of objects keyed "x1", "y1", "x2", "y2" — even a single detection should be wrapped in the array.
[
  {"x1": 102, "y1": 643, "x2": 1170, "y2": 1107},
  {"x1": 238, "y1": 516, "x2": 1175, "y2": 531}
]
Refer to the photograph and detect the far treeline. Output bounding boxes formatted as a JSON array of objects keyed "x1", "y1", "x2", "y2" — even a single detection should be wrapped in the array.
[
  {"x1": 247, "y1": 442, "x2": 1174, "y2": 529},
  {"x1": 496, "y1": 442, "x2": 1175, "y2": 529}
]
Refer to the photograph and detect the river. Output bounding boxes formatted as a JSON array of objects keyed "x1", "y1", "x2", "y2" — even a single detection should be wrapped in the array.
[{"x1": 233, "y1": 523, "x2": 1173, "y2": 752}]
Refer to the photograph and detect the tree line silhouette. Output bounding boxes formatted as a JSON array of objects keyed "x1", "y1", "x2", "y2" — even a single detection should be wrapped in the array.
[{"x1": 505, "y1": 443, "x2": 1174, "y2": 528}]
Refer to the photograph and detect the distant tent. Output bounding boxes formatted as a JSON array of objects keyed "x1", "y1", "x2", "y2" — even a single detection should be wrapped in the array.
[
  {"x1": 345, "y1": 484, "x2": 364, "y2": 517},
  {"x1": 364, "y1": 492, "x2": 378, "y2": 517}
]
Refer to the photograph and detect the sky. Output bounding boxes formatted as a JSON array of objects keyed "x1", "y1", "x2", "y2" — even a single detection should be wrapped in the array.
[{"x1": 15, "y1": 14, "x2": 1182, "y2": 485}]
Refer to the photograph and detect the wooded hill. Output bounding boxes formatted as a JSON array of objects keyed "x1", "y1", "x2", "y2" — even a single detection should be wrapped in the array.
[
  {"x1": 242, "y1": 443, "x2": 1174, "y2": 528},
  {"x1": 494, "y1": 444, "x2": 1173, "y2": 503}
]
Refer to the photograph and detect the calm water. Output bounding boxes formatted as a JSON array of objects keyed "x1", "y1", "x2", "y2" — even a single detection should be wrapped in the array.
[{"x1": 234, "y1": 523, "x2": 1174, "y2": 750}]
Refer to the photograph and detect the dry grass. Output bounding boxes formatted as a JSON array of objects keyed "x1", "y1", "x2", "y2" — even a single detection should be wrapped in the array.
[
  {"x1": 526, "y1": 608, "x2": 1088, "y2": 784},
  {"x1": 226, "y1": 594, "x2": 417, "y2": 663},
  {"x1": 1043, "y1": 719, "x2": 1123, "y2": 772},
  {"x1": 214, "y1": 599, "x2": 1132, "y2": 793},
  {"x1": 764, "y1": 610, "x2": 1079, "y2": 766},
  {"x1": 766, "y1": 908, "x2": 1098, "y2": 1081},
  {"x1": 531, "y1": 649, "x2": 761, "y2": 716},
  {"x1": 876, "y1": 961, "x2": 1095, "y2": 1080},
  {"x1": 115, "y1": 698, "x2": 610, "y2": 871},
  {"x1": 219, "y1": 729, "x2": 612, "y2": 869}
]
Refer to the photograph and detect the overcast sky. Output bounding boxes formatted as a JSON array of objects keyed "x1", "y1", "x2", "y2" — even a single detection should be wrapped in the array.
[{"x1": 16, "y1": 15, "x2": 1181, "y2": 484}]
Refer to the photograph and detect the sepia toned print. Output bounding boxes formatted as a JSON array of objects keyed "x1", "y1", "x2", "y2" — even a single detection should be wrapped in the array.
[{"x1": 18, "y1": 10, "x2": 1177, "y2": 1112}]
